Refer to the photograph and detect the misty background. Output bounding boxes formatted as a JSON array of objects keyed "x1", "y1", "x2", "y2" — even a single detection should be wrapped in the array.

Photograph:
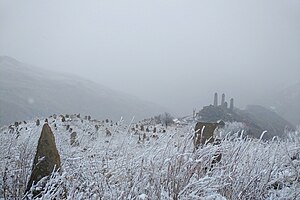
[{"x1": 0, "y1": 0, "x2": 299, "y2": 116}]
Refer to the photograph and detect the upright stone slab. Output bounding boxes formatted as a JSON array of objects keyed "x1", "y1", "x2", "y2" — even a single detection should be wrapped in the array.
[
  {"x1": 194, "y1": 121, "x2": 225, "y2": 148},
  {"x1": 26, "y1": 123, "x2": 61, "y2": 193},
  {"x1": 70, "y1": 132, "x2": 77, "y2": 146}
]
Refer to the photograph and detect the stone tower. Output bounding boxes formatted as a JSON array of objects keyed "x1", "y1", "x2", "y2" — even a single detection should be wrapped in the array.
[
  {"x1": 213, "y1": 92, "x2": 218, "y2": 107},
  {"x1": 224, "y1": 101, "x2": 228, "y2": 109},
  {"x1": 221, "y1": 93, "x2": 225, "y2": 106},
  {"x1": 230, "y1": 98, "x2": 234, "y2": 111}
]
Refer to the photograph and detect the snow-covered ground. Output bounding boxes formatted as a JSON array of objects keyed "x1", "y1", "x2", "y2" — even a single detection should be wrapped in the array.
[{"x1": 0, "y1": 115, "x2": 299, "y2": 199}]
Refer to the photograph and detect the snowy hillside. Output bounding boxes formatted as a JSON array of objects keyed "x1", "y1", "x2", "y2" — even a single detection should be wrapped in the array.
[
  {"x1": 0, "y1": 56, "x2": 165, "y2": 126},
  {"x1": 1, "y1": 115, "x2": 299, "y2": 199}
]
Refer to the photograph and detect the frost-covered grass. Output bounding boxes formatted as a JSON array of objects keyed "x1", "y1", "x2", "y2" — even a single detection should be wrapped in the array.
[{"x1": 0, "y1": 116, "x2": 299, "y2": 199}]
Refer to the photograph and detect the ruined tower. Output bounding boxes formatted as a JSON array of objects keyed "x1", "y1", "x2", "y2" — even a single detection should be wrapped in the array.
[
  {"x1": 213, "y1": 92, "x2": 218, "y2": 107},
  {"x1": 221, "y1": 93, "x2": 225, "y2": 106},
  {"x1": 224, "y1": 101, "x2": 228, "y2": 109}
]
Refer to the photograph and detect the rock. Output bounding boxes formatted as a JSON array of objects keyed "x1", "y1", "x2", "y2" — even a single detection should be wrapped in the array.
[
  {"x1": 105, "y1": 128, "x2": 112, "y2": 136},
  {"x1": 194, "y1": 121, "x2": 224, "y2": 148},
  {"x1": 153, "y1": 127, "x2": 156, "y2": 133},
  {"x1": 95, "y1": 125, "x2": 99, "y2": 131},
  {"x1": 70, "y1": 132, "x2": 78, "y2": 146},
  {"x1": 26, "y1": 123, "x2": 61, "y2": 194}
]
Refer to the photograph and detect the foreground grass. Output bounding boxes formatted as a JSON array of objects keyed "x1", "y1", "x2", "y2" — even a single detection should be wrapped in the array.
[{"x1": 1, "y1": 118, "x2": 299, "y2": 199}]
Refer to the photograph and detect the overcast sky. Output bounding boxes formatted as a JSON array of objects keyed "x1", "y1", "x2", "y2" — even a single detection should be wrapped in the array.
[{"x1": 0, "y1": 0, "x2": 299, "y2": 116}]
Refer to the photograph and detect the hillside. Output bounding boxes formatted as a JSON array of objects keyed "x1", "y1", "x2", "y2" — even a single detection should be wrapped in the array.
[
  {"x1": 197, "y1": 104, "x2": 295, "y2": 139},
  {"x1": 0, "y1": 56, "x2": 165, "y2": 126},
  {"x1": 241, "y1": 105, "x2": 295, "y2": 138},
  {"x1": 0, "y1": 115, "x2": 299, "y2": 199},
  {"x1": 271, "y1": 82, "x2": 300, "y2": 126}
]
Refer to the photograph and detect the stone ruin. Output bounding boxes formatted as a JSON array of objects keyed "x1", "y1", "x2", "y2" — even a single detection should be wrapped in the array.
[
  {"x1": 213, "y1": 92, "x2": 234, "y2": 111},
  {"x1": 213, "y1": 92, "x2": 218, "y2": 107},
  {"x1": 25, "y1": 123, "x2": 61, "y2": 196},
  {"x1": 221, "y1": 93, "x2": 225, "y2": 106}
]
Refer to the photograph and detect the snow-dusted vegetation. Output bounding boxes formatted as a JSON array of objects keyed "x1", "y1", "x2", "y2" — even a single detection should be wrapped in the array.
[{"x1": 0, "y1": 115, "x2": 299, "y2": 199}]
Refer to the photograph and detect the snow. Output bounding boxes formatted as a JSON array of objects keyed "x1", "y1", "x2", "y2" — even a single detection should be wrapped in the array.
[
  {"x1": 0, "y1": 114, "x2": 299, "y2": 199},
  {"x1": 138, "y1": 193, "x2": 148, "y2": 199}
]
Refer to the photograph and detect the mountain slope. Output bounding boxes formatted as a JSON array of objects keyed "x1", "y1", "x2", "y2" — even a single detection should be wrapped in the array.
[
  {"x1": 197, "y1": 104, "x2": 295, "y2": 139},
  {"x1": 239, "y1": 105, "x2": 295, "y2": 138},
  {"x1": 0, "y1": 56, "x2": 165, "y2": 126},
  {"x1": 271, "y1": 82, "x2": 300, "y2": 126}
]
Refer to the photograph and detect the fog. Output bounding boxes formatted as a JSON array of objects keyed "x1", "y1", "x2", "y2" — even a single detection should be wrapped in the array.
[{"x1": 1, "y1": 0, "x2": 299, "y2": 116}]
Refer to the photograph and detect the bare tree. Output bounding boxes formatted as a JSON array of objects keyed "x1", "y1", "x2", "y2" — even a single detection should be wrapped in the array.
[{"x1": 159, "y1": 112, "x2": 174, "y2": 128}]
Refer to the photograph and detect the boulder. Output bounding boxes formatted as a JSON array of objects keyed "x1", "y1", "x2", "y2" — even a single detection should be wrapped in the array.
[{"x1": 194, "y1": 121, "x2": 224, "y2": 148}]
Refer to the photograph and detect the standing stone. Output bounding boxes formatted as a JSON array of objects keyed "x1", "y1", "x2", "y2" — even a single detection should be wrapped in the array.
[
  {"x1": 95, "y1": 125, "x2": 99, "y2": 131},
  {"x1": 153, "y1": 127, "x2": 157, "y2": 133},
  {"x1": 70, "y1": 132, "x2": 77, "y2": 146},
  {"x1": 26, "y1": 124, "x2": 61, "y2": 193},
  {"x1": 105, "y1": 128, "x2": 112, "y2": 136},
  {"x1": 221, "y1": 93, "x2": 225, "y2": 106},
  {"x1": 194, "y1": 121, "x2": 224, "y2": 148},
  {"x1": 213, "y1": 92, "x2": 218, "y2": 107},
  {"x1": 193, "y1": 109, "x2": 196, "y2": 119}
]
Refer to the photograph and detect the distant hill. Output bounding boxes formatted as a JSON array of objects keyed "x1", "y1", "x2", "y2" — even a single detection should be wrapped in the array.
[
  {"x1": 270, "y1": 82, "x2": 300, "y2": 126},
  {"x1": 0, "y1": 56, "x2": 165, "y2": 126},
  {"x1": 197, "y1": 104, "x2": 295, "y2": 139}
]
